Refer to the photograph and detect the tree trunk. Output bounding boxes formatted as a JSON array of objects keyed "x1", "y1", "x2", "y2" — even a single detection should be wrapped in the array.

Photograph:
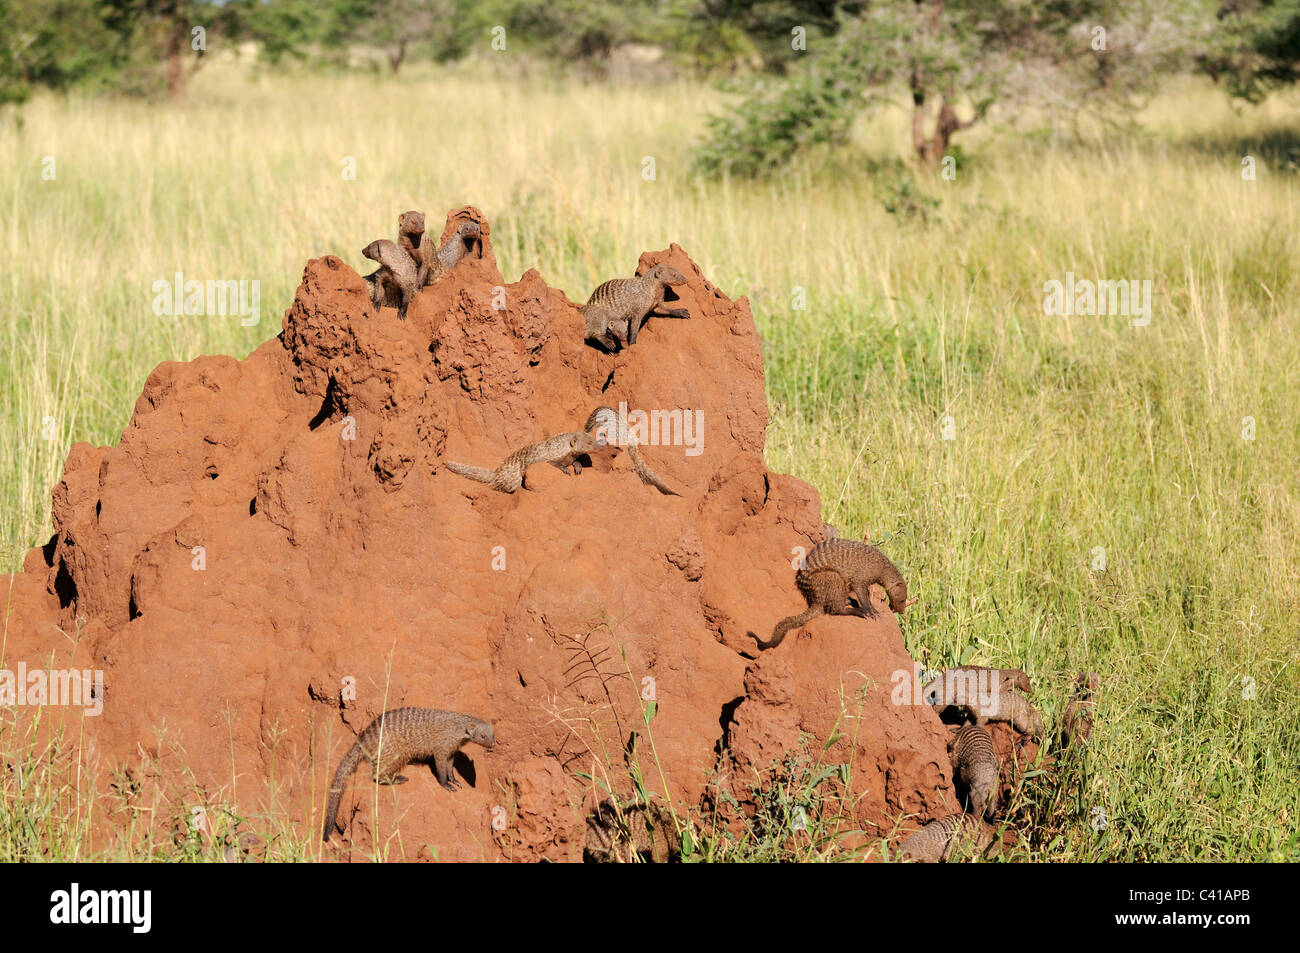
[
  {"x1": 388, "y1": 39, "x2": 407, "y2": 74},
  {"x1": 911, "y1": 94, "x2": 979, "y2": 166},
  {"x1": 166, "y1": 2, "x2": 186, "y2": 100}
]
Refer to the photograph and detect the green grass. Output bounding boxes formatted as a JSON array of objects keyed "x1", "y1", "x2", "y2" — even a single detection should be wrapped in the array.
[{"x1": 1, "y1": 60, "x2": 1297, "y2": 860}]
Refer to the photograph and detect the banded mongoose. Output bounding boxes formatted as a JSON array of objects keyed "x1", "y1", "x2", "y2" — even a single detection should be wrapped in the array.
[
  {"x1": 895, "y1": 812, "x2": 994, "y2": 863},
  {"x1": 397, "y1": 210, "x2": 428, "y2": 285},
  {"x1": 1061, "y1": 672, "x2": 1100, "y2": 748},
  {"x1": 923, "y1": 666, "x2": 1034, "y2": 701},
  {"x1": 583, "y1": 405, "x2": 679, "y2": 496},
  {"x1": 362, "y1": 239, "x2": 419, "y2": 317},
  {"x1": 759, "y1": 538, "x2": 911, "y2": 650},
  {"x1": 924, "y1": 668, "x2": 1045, "y2": 739},
  {"x1": 322, "y1": 707, "x2": 494, "y2": 842},
  {"x1": 583, "y1": 796, "x2": 681, "y2": 863},
  {"x1": 949, "y1": 724, "x2": 999, "y2": 819},
  {"x1": 444, "y1": 431, "x2": 599, "y2": 493},
  {"x1": 581, "y1": 263, "x2": 690, "y2": 351},
  {"x1": 420, "y1": 219, "x2": 482, "y2": 286}
]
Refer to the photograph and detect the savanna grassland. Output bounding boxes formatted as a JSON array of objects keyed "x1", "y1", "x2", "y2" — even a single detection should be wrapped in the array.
[{"x1": 1, "y1": 58, "x2": 1297, "y2": 860}]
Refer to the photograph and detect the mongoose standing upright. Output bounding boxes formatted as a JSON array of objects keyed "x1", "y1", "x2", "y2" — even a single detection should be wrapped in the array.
[
  {"x1": 420, "y1": 220, "x2": 482, "y2": 286},
  {"x1": 1061, "y1": 672, "x2": 1100, "y2": 748},
  {"x1": 581, "y1": 263, "x2": 690, "y2": 351},
  {"x1": 584, "y1": 405, "x2": 679, "y2": 496},
  {"x1": 397, "y1": 210, "x2": 428, "y2": 285},
  {"x1": 949, "y1": 724, "x2": 999, "y2": 819},
  {"x1": 759, "y1": 538, "x2": 910, "y2": 650},
  {"x1": 895, "y1": 813, "x2": 994, "y2": 863},
  {"x1": 444, "y1": 431, "x2": 599, "y2": 493},
  {"x1": 322, "y1": 707, "x2": 494, "y2": 842},
  {"x1": 583, "y1": 796, "x2": 681, "y2": 863},
  {"x1": 362, "y1": 239, "x2": 419, "y2": 317}
]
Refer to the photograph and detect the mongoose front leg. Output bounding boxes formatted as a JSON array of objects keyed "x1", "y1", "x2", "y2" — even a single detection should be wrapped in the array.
[
  {"x1": 849, "y1": 579, "x2": 881, "y2": 618},
  {"x1": 651, "y1": 304, "x2": 690, "y2": 319},
  {"x1": 434, "y1": 756, "x2": 461, "y2": 791}
]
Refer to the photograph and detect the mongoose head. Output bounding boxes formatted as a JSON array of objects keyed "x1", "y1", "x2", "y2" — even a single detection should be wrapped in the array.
[
  {"x1": 572, "y1": 433, "x2": 599, "y2": 454},
  {"x1": 886, "y1": 579, "x2": 910, "y2": 614},
  {"x1": 361, "y1": 239, "x2": 387, "y2": 263},
  {"x1": 1075, "y1": 672, "x2": 1100, "y2": 697},
  {"x1": 646, "y1": 263, "x2": 687, "y2": 287},
  {"x1": 583, "y1": 407, "x2": 618, "y2": 445},
  {"x1": 465, "y1": 718, "x2": 495, "y2": 749},
  {"x1": 398, "y1": 210, "x2": 426, "y2": 239},
  {"x1": 453, "y1": 220, "x2": 483, "y2": 257}
]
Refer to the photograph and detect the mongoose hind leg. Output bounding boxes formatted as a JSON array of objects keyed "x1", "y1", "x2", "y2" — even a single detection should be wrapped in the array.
[{"x1": 373, "y1": 770, "x2": 408, "y2": 785}]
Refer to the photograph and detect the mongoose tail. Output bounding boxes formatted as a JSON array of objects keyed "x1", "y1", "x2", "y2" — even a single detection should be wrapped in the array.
[
  {"x1": 322, "y1": 740, "x2": 366, "y2": 842},
  {"x1": 444, "y1": 461, "x2": 498, "y2": 485},
  {"x1": 584, "y1": 406, "x2": 680, "y2": 496},
  {"x1": 761, "y1": 605, "x2": 822, "y2": 650}
]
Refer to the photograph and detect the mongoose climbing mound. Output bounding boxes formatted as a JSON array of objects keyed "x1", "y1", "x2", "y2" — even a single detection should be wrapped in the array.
[
  {"x1": 896, "y1": 813, "x2": 994, "y2": 863},
  {"x1": 584, "y1": 405, "x2": 679, "y2": 496},
  {"x1": 949, "y1": 724, "x2": 999, "y2": 819},
  {"x1": 760, "y1": 538, "x2": 910, "y2": 649},
  {"x1": 323, "y1": 707, "x2": 494, "y2": 842},
  {"x1": 582, "y1": 263, "x2": 690, "y2": 351},
  {"x1": 445, "y1": 431, "x2": 600, "y2": 493}
]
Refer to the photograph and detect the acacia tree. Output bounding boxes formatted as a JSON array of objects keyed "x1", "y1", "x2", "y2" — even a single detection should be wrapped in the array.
[{"x1": 692, "y1": 0, "x2": 1207, "y2": 174}]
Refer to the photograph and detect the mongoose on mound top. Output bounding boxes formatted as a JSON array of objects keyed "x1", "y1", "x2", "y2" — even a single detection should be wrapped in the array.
[
  {"x1": 581, "y1": 263, "x2": 690, "y2": 351},
  {"x1": 445, "y1": 431, "x2": 599, "y2": 493},
  {"x1": 949, "y1": 724, "x2": 999, "y2": 819},
  {"x1": 895, "y1": 812, "x2": 994, "y2": 863},
  {"x1": 420, "y1": 219, "x2": 482, "y2": 286},
  {"x1": 758, "y1": 538, "x2": 912, "y2": 650},
  {"x1": 584, "y1": 405, "x2": 679, "y2": 496},
  {"x1": 322, "y1": 707, "x2": 494, "y2": 842},
  {"x1": 362, "y1": 239, "x2": 419, "y2": 317},
  {"x1": 397, "y1": 210, "x2": 428, "y2": 285}
]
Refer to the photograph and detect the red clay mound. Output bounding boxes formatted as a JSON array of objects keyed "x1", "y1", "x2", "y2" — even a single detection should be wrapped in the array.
[{"x1": 0, "y1": 208, "x2": 958, "y2": 860}]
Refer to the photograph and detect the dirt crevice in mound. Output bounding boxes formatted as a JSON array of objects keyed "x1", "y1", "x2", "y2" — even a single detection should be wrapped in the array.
[{"x1": 1, "y1": 208, "x2": 957, "y2": 860}]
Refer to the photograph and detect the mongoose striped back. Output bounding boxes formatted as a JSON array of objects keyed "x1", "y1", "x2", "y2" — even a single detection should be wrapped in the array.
[
  {"x1": 950, "y1": 724, "x2": 999, "y2": 818},
  {"x1": 896, "y1": 813, "x2": 993, "y2": 863}
]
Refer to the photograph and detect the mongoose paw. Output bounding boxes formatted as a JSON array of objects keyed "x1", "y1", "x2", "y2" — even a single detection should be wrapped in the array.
[
  {"x1": 439, "y1": 777, "x2": 462, "y2": 792},
  {"x1": 393, "y1": 774, "x2": 409, "y2": 785},
  {"x1": 667, "y1": 308, "x2": 690, "y2": 318}
]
